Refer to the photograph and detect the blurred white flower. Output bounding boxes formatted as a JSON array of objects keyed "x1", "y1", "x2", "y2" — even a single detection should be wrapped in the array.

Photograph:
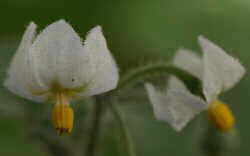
[
  {"x1": 4, "y1": 20, "x2": 119, "y2": 134},
  {"x1": 145, "y1": 36, "x2": 245, "y2": 132}
]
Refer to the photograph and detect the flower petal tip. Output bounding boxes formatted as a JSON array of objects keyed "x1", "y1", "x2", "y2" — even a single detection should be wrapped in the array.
[
  {"x1": 88, "y1": 25, "x2": 103, "y2": 36},
  {"x1": 28, "y1": 21, "x2": 37, "y2": 29},
  {"x1": 94, "y1": 25, "x2": 102, "y2": 31},
  {"x1": 173, "y1": 125, "x2": 184, "y2": 132},
  {"x1": 48, "y1": 19, "x2": 72, "y2": 30},
  {"x1": 56, "y1": 19, "x2": 67, "y2": 24},
  {"x1": 198, "y1": 35, "x2": 206, "y2": 41},
  {"x1": 197, "y1": 35, "x2": 209, "y2": 46}
]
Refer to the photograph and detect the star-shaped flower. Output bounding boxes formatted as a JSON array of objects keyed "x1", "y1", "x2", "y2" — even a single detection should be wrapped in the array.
[
  {"x1": 145, "y1": 36, "x2": 245, "y2": 132},
  {"x1": 4, "y1": 20, "x2": 119, "y2": 134}
]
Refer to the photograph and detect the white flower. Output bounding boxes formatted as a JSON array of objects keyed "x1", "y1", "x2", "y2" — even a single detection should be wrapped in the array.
[
  {"x1": 145, "y1": 36, "x2": 245, "y2": 132},
  {"x1": 4, "y1": 20, "x2": 119, "y2": 134},
  {"x1": 145, "y1": 77, "x2": 206, "y2": 131}
]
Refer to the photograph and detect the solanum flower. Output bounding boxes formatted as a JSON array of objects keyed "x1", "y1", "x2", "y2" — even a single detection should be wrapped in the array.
[
  {"x1": 4, "y1": 20, "x2": 119, "y2": 134},
  {"x1": 145, "y1": 36, "x2": 245, "y2": 132}
]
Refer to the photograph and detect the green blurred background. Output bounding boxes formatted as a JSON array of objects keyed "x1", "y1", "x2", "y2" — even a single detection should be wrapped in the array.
[{"x1": 0, "y1": 0, "x2": 249, "y2": 155}]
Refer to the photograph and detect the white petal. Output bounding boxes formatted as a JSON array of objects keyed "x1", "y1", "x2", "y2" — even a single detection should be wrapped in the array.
[
  {"x1": 29, "y1": 20, "x2": 93, "y2": 91},
  {"x1": 4, "y1": 22, "x2": 46, "y2": 102},
  {"x1": 79, "y1": 26, "x2": 119, "y2": 96},
  {"x1": 167, "y1": 77, "x2": 208, "y2": 110},
  {"x1": 198, "y1": 36, "x2": 245, "y2": 103},
  {"x1": 145, "y1": 77, "x2": 207, "y2": 132},
  {"x1": 173, "y1": 48, "x2": 203, "y2": 80},
  {"x1": 145, "y1": 83, "x2": 175, "y2": 127}
]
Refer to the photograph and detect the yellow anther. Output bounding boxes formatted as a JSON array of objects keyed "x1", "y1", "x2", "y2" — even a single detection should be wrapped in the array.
[
  {"x1": 208, "y1": 100, "x2": 235, "y2": 132},
  {"x1": 52, "y1": 93, "x2": 74, "y2": 135}
]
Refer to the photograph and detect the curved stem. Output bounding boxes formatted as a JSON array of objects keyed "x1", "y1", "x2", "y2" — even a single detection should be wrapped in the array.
[
  {"x1": 85, "y1": 96, "x2": 105, "y2": 156},
  {"x1": 109, "y1": 102, "x2": 137, "y2": 156},
  {"x1": 115, "y1": 63, "x2": 204, "y2": 98}
]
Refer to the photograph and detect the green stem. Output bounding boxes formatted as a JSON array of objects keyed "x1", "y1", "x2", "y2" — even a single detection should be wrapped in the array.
[
  {"x1": 85, "y1": 96, "x2": 105, "y2": 156},
  {"x1": 115, "y1": 63, "x2": 204, "y2": 98},
  {"x1": 109, "y1": 102, "x2": 137, "y2": 156},
  {"x1": 31, "y1": 131, "x2": 74, "y2": 156}
]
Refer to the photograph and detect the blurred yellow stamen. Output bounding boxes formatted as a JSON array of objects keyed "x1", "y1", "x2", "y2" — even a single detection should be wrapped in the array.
[
  {"x1": 52, "y1": 93, "x2": 74, "y2": 135},
  {"x1": 208, "y1": 100, "x2": 235, "y2": 132}
]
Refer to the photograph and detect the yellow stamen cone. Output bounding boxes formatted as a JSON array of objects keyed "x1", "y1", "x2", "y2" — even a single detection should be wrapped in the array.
[
  {"x1": 208, "y1": 100, "x2": 235, "y2": 132},
  {"x1": 52, "y1": 93, "x2": 74, "y2": 135}
]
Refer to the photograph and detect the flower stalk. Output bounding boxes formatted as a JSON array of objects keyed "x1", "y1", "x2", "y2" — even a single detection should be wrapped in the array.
[
  {"x1": 85, "y1": 96, "x2": 106, "y2": 156},
  {"x1": 109, "y1": 102, "x2": 137, "y2": 156},
  {"x1": 116, "y1": 63, "x2": 203, "y2": 98}
]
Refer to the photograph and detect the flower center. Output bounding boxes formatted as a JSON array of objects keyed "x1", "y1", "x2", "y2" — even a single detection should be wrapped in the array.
[
  {"x1": 207, "y1": 100, "x2": 235, "y2": 132},
  {"x1": 52, "y1": 93, "x2": 74, "y2": 135}
]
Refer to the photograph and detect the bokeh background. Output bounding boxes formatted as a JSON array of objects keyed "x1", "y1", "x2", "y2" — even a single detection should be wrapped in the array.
[{"x1": 0, "y1": 0, "x2": 249, "y2": 155}]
